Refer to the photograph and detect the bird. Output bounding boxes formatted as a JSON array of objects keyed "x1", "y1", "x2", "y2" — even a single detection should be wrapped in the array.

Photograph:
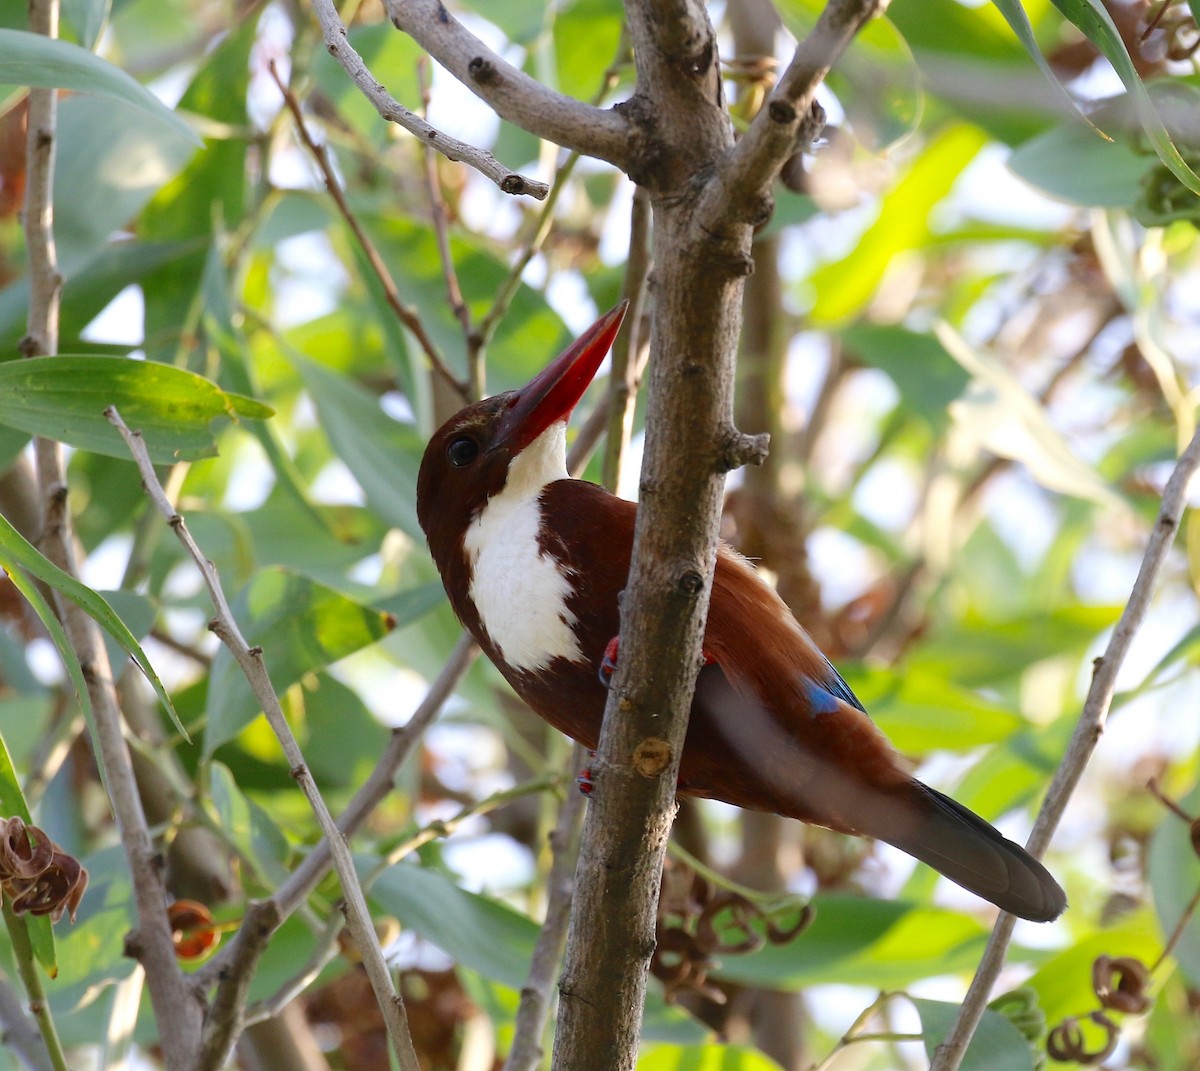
[{"x1": 416, "y1": 303, "x2": 1066, "y2": 923}]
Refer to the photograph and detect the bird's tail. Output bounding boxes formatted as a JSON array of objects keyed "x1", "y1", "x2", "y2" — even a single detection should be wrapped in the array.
[{"x1": 880, "y1": 781, "x2": 1066, "y2": 922}]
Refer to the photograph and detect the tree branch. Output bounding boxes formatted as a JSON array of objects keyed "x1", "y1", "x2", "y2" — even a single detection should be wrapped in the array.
[
  {"x1": 382, "y1": 0, "x2": 632, "y2": 168},
  {"x1": 698, "y1": 0, "x2": 885, "y2": 232},
  {"x1": 269, "y1": 60, "x2": 467, "y2": 401},
  {"x1": 21, "y1": 1, "x2": 203, "y2": 1064},
  {"x1": 309, "y1": 0, "x2": 549, "y2": 198},
  {"x1": 106, "y1": 409, "x2": 421, "y2": 1071},
  {"x1": 931, "y1": 425, "x2": 1200, "y2": 1070}
]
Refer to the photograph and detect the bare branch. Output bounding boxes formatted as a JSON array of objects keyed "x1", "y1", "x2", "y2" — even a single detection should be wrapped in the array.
[
  {"x1": 382, "y1": 0, "x2": 632, "y2": 168},
  {"x1": 21, "y1": 1, "x2": 203, "y2": 1063},
  {"x1": 0, "y1": 915, "x2": 61, "y2": 1071},
  {"x1": 931, "y1": 425, "x2": 1200, "y2": 1070},
  {"x1": 309, "y1": 0, "x2": 549, "y2": 198},
  {"x1": 269, "y1": 60, "x2": 468, "y2": 402},
  {"x1": 503, "y1": 747, "x2": 587, "y2": 1071},
  {"x1": 106, "y1": 409, "x2": 422, "y2": 1071},
  {"x1": 698, "y1": 0, "x2": 885, "y2": 232}
]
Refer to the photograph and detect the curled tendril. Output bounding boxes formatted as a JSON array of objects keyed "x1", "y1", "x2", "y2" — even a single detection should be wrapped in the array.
[
  {"x1": 1046, "y1": 1011, "x2": 1118, "y2": 1065},
  {"x1": 0, "y1": 816, "x2": 88, "y2": 923},
  {"x1": 1093, "y1": 955, "x2": 1152, "y2": 1015},
  {"x1": 651, "y1": 861, "x2": 812, "y2": 1004}
]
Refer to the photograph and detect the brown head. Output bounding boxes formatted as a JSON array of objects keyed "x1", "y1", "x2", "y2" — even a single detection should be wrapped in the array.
[{"x1": 416, "y1": 302, "x2": 628, "y2": 582}]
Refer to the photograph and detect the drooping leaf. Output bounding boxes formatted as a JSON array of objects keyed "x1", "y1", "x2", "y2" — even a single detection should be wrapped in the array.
[
  {"x1": 0, "y1": 356, "x2": 272, "y2": 462},
  {"x1": 936, "y1": 321, "x2": 1127, "y2": 511},
  {"x1": 1047, "y1": 0, "x2": 1200, "y2": 196},
  {"x1": 368, "y1": 861, "x2": 539, "y2": 990},
  {"x1": 207, "y1": 762, "x2": 291, "y2": 885},
  {"x1": 291, "y1": 353, "x2": 426, "y2": 540},
  {"x1": 913, "y1": 998, "x2": 1037, "y2": 1071},
  {"x1": 0, "y1": 510, "x2": 184, "y2": 738},
  {"x1": 1149, "y1": 782, "x2": 1200, "y2": 987},
  {"x1": 0, "y1": 29, "x2": 197, "y2": 142}
]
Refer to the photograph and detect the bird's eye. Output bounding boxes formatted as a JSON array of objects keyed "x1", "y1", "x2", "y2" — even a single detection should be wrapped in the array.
[{"x1": 447, "y1": 436, "x2": 480, "y2": 467}]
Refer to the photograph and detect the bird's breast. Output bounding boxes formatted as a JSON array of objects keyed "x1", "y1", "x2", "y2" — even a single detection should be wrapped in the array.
[{"x1": 462, "y1": 488, "x2": 585, "y2": 673}]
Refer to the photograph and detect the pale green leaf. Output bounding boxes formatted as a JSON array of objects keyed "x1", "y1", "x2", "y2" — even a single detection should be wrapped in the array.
[
  {"x1": 0, "y1": 29, "x2": 197, "y2": 143},
  {"x1": 937, "y1": 321, "x2": 1126, "y2": 511},
  {"x1": 0, "y1": 510, "x2": 184, "y2": 739},
  {"x1": 0, "y1": 356, "x2": 273, "y2": 463},
  {"x1": 913, "y1": 998, "x2": 1037, "y2": 1071}
]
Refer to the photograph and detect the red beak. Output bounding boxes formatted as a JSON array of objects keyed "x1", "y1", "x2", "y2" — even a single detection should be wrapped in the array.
[{"x1": 498, "y1": 301, "x2": 628, "y2": 452}]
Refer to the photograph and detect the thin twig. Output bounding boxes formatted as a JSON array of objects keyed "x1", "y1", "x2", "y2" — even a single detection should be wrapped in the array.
[
  {"x1": 243, "y1": 913, "x2": 344, "y2": 1027},
  {"x1": 268, "y1": 60, "x2": 468, "y2": 401},
  {"x1": 418, "y1": 57, "x2": 476, "y2": 385},
  {"x1": 309, "y1": 0, "x2": 549, "y2": 198},
  {"x1": 931, "y1": 424, "x2": 1200, "y2": 1070},
  {"x1": 698, "y1": 0, "x2": 884, "y2": 232},
  {"x1": 502, "y1": 746, "x2": 588, "y2": 1071},
  {"x1": 106, "y1": 407, "x2": 422, "y2": 1071},
  {"x1": 383, "y1": 0, "x2": 631, "y2": 169},
  {"x1": 0, "y1": 908, "x2": 64, "y2": 1071},
  {"x1": 601, "y1": 186, "x2": 652, "y2": 492}
]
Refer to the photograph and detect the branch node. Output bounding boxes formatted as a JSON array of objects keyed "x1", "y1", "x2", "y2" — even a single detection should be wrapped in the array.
[
  {"x1": 468, "y1": 56, "x2": 498, "y2": 85},
  {"x1": 768, "y1": 100, "x2": 796, "y2": 124},
  {"x1": 501, "y1": 174, "x2": 528, "y2": 195},
  {"x1": 632, "y1": 738, "x2": 672, "y2": 778},
  {"x1": 289, "y1": 764, "x2": 307, "y2": 781},
  {"x1": 677, "y1": 570, "x2": 705, "y2": 598},
  {"x1": 717, "y1": 428, "x2": 771, "y2": 472}
]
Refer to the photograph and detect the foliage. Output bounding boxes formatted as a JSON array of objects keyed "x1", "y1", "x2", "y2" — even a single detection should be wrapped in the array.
[{"x1": 1, "y1": 0, "x2": 1199, "y2": 1068}]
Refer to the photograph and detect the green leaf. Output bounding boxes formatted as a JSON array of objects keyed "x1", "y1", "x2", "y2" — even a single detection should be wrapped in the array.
[
  {"x1": 710, "y1": 896, "x2": 992, "y2": 989},
  {"x1": 51, "y1": 93, "x2": 198, "y2": 275},
  {"x1": 203, "y1": 568, "x2": 395, "y2": 756},
  {"x1": 553, "y1": 0, "x2": 623, "y2": 102},
  {"x1": 913, "y1": 998, "x2": 1037, "y2": 1071},
  {"x1": 1048, "y1": 0, "x2": 1200, "y2": 196},
  {"x1": 207, "y1": 762, "x2": 291, "y2": 885},
  {"x1": 0, "y1": 356, "x2": 272, "y2": 463},
  {"x1": 291, "y1": 354, "x2": 426, "y2": 539},
  {"x1": 42, "y1": 846, "x2": 138, "y2": 1009},
  {"x1": 638, "y1": 1045, "x2": 785, "y2": 1071},
  {"x1": 840, "y1": 664, "x2": 1024, "y2": 754},
  {"x1": 1009, "y1": 113, "x2": 1152, "y2": 208},
  {"x1": 0, "y1": 29, "x2": 197, "y2": 143},
  {"x1": 841, "y1": 324, "x2": 970, "y2": 430},
  {"x1": 990, "y1": 0, "x2": 1102, "y2": 137},
  {"x1": 368, "y1": 861, "x2": 538, "y2": 990},
  {"x1": 936, "y1": 321, "x2": 1126, "y2": 511},
  {"x1": 1149, "y1": 782, "x2": 1200, "y2": 987},
  {"x1": 0, "y1": 510, "x2": 184, "y2": 739},
  {"x1": 809, "y1": 124, "x2": 988, "y2": 325}
]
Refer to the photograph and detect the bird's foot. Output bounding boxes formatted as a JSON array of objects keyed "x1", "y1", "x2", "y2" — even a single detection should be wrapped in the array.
[
  {"x1": 576, "y1": 750, "x2": 597, "y2": 796},
  {"x1": 598, "y1": 636, "x2": 620, "y2": 688},
  {"x1": 598, "y1": 635, "x2": 717, "y2": 689}
]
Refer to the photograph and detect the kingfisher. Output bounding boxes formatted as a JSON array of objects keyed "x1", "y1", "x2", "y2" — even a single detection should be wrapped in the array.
[{"x1": 416, "y1": 304, "x2": 1065, "y2": 922}]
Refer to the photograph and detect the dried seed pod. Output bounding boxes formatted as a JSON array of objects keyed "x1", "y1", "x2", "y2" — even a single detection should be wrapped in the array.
[{"x1": 1093, "y1": 954, "x2": 1152, "y2": 1014}]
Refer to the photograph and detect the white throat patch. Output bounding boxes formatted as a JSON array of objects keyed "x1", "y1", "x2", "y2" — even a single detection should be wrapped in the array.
[{"x1": 463, "y1": 422, "x2": 584, "y2": 673}]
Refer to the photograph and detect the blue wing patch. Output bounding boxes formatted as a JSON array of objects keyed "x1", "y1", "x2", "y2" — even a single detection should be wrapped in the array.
[
  {"x1": 801, "y1": 678, "x2": 843, "y2": 716},
  {"x1": 819, "y1": 655, "x2": 868, "y2": 715}
]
